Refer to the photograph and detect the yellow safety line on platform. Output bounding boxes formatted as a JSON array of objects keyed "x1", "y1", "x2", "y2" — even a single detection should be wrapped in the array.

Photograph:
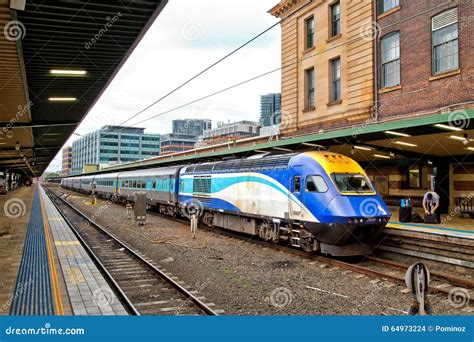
[{"x1": 40, "y1": 191, "x2": 64, "y2": 315}]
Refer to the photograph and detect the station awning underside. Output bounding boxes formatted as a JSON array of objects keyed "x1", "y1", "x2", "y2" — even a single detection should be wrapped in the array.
[
  {"x1": 79, "y1": 109, "x2": 474, "y2": 176},
  {"x1": 0, "y1": 0, "x2": 167, "y2": 176}
]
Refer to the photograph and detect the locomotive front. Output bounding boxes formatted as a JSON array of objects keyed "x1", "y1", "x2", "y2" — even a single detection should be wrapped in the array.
[{"x1": 289, "y1": 152, "x2": 391, "y2": 254}]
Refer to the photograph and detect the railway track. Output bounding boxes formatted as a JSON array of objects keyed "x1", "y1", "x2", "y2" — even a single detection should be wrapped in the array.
[
  {"x1": 44, "y1": 187, "x2": 219, "y2": 316},
  {"x1": 198, "y1": 223, "x2": 474, "y2": 305},
  {"x1": 50, "y1": 186, "x2": 473, "y2": 308},
  {"x1": 377, "y1": 230, "x2": 474, "y2": 273}
]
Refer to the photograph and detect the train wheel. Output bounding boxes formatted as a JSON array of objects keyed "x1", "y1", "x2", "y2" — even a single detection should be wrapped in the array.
[{"x1": 299, "y1": 230, "x2": 315, "y2": 252}]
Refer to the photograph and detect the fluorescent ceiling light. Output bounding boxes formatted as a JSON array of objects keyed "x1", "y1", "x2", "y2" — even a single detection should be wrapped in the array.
[
  {"x1": 449, "y1": 135, "x2": 472, "y2": 142},
  {"x1": 467, "y1": 147, "x2": 474, "y2": 151},
  {"x1": 48, "y1": 97, "x2": 77, "y2": 102},
  {"x1": 354, "y1": 146, "x2": 372, "y2": 151},
  {"x1": 302, "y1": 142, "x2": 324, "y2": 148},
  {"x1": 434, "y1": 123, "x2": 463, "y2": 131},
  {"x1": 373, "y1": 154, "x2": 391, "y2": 159},
  {"x1": 385, "y1": 130, "x2": 411, "y2": 137},
  {"x1": 50, "y1": 69, "x2": 87, "y2": 76},
  {"x1": 273, "y1": 147, "x2": 293, "y2": 152},
  {"x1": 395, "y1": 141, "x2": 418, "y2": 147}
]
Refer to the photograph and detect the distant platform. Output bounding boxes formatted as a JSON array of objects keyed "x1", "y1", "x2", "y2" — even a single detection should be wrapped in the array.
[{"x1": 387, "y1": 209, "x2": 474, "y2": 240}]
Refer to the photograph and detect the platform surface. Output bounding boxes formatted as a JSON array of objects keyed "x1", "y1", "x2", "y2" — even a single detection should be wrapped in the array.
[
  {"x1": 0, "y1": 186, "x2": 36, "y2": 315},
  {"x1": 387, "y1": 209, "x2": 474, "y2": 240},
  {"x1": 0, "y1": 184, "x2": 128, "y2": 316},
  {"x1": 39, "y1": 185, "x2": 127, "y2": 315}
]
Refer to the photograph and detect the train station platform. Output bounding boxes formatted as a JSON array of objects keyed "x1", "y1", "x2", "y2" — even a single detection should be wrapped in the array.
[
  {"x1": 386, "y1": 209, "x2": 474, "y2": 240},
  {"x1": 0, "y1": 184, "x2": 127, "y2": 316}
]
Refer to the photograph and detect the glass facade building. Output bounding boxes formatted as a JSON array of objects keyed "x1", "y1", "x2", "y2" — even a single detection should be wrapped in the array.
[
  {"x1": 71, "y1": 126, "x2": 160, "y2": 174},
  {"x1": 260, "y1": 93, "x2": 281, "y2": 127},
  {"x1": 172, "y1": 119, "x2": 211, "y2": 137}
]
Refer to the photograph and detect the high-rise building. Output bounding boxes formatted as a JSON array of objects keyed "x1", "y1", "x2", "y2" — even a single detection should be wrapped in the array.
[
  {"x1": 260, "y1": 93, "x2": 281, "y2": 127},
  {"x1": 172, "y1": 119, "x2": 212, "y2": 137},
  {"x1": 71, "y1": 126, "x2": 160, "y2": 174},
  {"x1": 61, "y1": 146, "x2": 72, "y2": 176}
]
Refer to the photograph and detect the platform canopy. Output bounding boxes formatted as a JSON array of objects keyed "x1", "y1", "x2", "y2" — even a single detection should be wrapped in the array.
[
  {"x1": 75, "y1": 109, "x2": 474, "y2": 176},
  {"x1": 0, "y1": 0, "x2": 167, "y2": 176}
]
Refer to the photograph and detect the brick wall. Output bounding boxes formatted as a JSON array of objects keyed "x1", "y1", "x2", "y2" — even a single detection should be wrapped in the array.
[{"x1": 376, "y1": 0, "x2": 474, "y2": 120}]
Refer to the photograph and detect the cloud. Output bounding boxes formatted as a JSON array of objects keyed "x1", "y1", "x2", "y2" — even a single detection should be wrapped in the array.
[{"x1": 47, "y1": 0, "x2": 281, "y2": 172}]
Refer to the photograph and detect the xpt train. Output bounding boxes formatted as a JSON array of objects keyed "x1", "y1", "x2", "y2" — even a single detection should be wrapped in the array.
[{"x1": 62, "y1": 151, "x2": 391, "y2": 256}]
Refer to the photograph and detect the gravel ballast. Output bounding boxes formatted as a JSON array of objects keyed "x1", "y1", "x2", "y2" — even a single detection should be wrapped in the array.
[{"x1": 59, "y1": 189, "x2": 472, "y2": 316}]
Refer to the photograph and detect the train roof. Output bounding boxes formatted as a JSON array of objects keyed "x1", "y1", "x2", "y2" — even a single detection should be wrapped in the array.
[
  {"x1": 117, "y1": 166, "x2": 182, "y2": 178},
  {"x1": 183, "y1": 153, "x2": 298, "y2": 175}
]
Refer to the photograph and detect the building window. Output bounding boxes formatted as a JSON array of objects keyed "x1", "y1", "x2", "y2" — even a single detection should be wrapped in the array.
[
  {"x1": 381, "y1": 32, "x2": 400, "y2": 88},
  {"x1": 330, "y1": 2, "x2": 340, "y2": 37},
  {"x1": 305, "y1": 68, "x2": 315, "y2": 109},
  {"x1": 432, "y1": 8, "x2": 459, "y2": 75},
  {"x1": 380, "y1": 0, "x2": 399, "y2": 14},
  {"x1": 305, "y1": 16, "x2": 314, "y2": 49},
  {"x1": 330, "y1": 57, "x2": 341, "y2": 102}
]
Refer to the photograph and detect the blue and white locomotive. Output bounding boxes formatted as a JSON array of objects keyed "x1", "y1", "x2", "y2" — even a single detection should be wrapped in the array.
[{"x1": 62, "y1": 151, "x2": 391, "y2": 256}]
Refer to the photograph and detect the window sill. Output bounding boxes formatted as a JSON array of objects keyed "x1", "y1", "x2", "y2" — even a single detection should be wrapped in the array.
[
  {"x1": 302, "y1": 107, "x2": 316, "y2": 113},
  {"x1": 377, "y1": 5, "x2": 401, "y2": 20},
  {"x1": 327, "y1": 100, "x2": 342, "y2": 106},
  {"x1": 429, "y1": 69, "x2": 461, "y2": 81},
  {"x1": 326, "y1": 34, "x2": 341, "y2": 43},
  {"x1": 303, "y1": 46, "x2": 315, "y2": 54},
  {"x1": 378, "y1": 84, "x2": 402, "y2": 94}
]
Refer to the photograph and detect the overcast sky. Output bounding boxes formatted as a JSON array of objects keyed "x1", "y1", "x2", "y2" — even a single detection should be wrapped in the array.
[{"x1": 47, "y1": 0, "x2": 281, "y2": 171}]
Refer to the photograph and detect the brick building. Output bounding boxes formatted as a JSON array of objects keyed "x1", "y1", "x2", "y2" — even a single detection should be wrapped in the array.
[{"x1": 268, "y1": 0, "x2": 474, "y2": 213}]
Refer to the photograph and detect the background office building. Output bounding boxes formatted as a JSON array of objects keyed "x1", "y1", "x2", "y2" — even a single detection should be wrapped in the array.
[
  {"x1": 71, "y1": 126, "x2": 160, "y2": 174},
  {"x1": 197, "y1": 120, "x2": 260, "y2": 146},
  {"x1": 260, "y1": 93, "x2": 281, "y2": 127},
  {"x1": 160, "y1": 133, "x2": 198, "y2": 156},
  {"x1": 172, "y1": 119, "x2": 212, "y2": 137},
  {"x1": 61, "y1": 146, "x2": 72, "y2": 176}
]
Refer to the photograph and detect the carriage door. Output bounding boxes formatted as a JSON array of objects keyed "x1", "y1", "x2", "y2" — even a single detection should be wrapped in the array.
[{"x1": 289, "y1": 166, "x2": 303, "y2": 219}]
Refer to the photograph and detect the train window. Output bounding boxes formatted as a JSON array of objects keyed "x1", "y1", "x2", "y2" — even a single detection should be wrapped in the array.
[
  {"x1": 294, "y1": 176, "x2": 301, "y2": 193},
  {"x1": 306, "y1": 175, "x2": 328, "y2": 193},
  {"x1": 332, "y1": 173, "x2": 373, "y2": 193},
  {"x1": 152, "y1": 180, "x2": 156, "y2": 189}
]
